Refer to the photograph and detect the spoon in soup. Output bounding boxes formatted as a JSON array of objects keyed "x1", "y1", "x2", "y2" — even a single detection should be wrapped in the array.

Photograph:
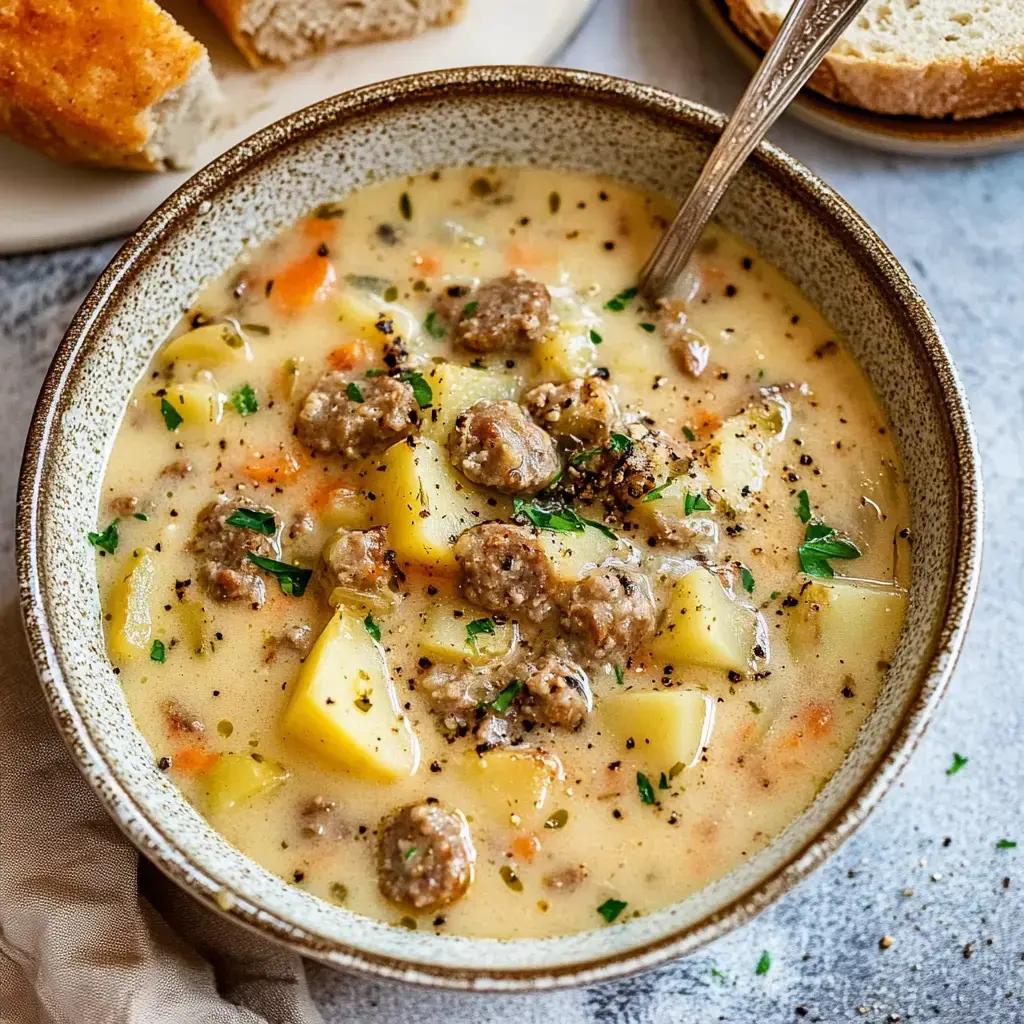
[{"x1": 639, "y1": 0, "x2": 868, "y2": 300}]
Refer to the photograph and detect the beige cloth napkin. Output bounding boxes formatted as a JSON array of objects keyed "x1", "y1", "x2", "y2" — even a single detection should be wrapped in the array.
[{"x1": 0, "y1": 603, "x2": 326, "y2": 1024}]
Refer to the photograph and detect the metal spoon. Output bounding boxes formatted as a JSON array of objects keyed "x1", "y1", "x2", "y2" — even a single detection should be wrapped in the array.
[{"x1": 639, "y1": 0, "x2": 868, "y2": 300}]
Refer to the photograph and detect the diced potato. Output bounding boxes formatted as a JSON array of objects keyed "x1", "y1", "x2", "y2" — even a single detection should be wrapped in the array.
[
  {"x1": 703, "y1": 393, "x2": 791, "y2": 509},
  {"x1": 162, "y1": 382, "x2": 225, "y2": 426},
  {"x1": 602, "y1": 690, "x2": 713, "y2": 771},
  {"x1": 162, "y1": 323, "x2": 251, "y2": 367},
  {"x1": 787, "y1": 579, "x2": 907, "y2": 662},
  {"x1": 632, "y1": 473, "x2": 713, "y2": 529},
  {"x1": 421, "y1": 362, "x2": 521, "y2": 442},
  {"x1": 334, "y1": 289, "x2": 418, "y2": 345},
  {"x1": 282, "y1": 607, "x2": 418, "y2": 780},
  {"x1": 203, "y1": 752, "x2": 289, "y2": 814},
  {"x1": 378, "y1": 437, "x2": 507, "y2": 571},
  {"x1": 534, "y1": 325, "x2": 599, "y2": 380},
  {"x1": 649, "y1": 567, "x2": 759, "y2": 674},
  {"x1": 419, "y1": 603, "x2": 517, "y2": 666},
  {"x1": 107, "y1": 547, "x2": 155, "y2": 660},
  {"x1": 320, "y1": 486, "x2": 374, "y2": 531},
  {"x1": 535, "y1": 528, "x2": 632, "y2": 583},
  {"x1": 461, "y1": 747, "x2": 563, "y2": 826}
]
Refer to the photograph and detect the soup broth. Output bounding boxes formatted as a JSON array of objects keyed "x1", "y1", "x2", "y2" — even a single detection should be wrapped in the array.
[{"x1": 95, "y1": 167, "x2": 909, "y2": 939}]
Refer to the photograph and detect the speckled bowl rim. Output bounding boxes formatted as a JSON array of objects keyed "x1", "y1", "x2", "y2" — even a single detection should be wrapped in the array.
[{"x1": 16, "y1": 67, "x2": 983, "y2": 991}]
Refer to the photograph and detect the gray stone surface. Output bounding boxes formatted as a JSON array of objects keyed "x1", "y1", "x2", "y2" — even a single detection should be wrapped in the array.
[{"x1": 1, "y1": 0, "x2": 1021, "y2": 1020}]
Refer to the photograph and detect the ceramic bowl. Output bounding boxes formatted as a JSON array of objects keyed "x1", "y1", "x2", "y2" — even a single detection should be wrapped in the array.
[{"x1": 17, "y1": 66, "x2": 982, "y2": 991}]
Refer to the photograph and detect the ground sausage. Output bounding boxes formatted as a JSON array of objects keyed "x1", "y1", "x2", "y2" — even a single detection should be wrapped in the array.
[
  {"x1": 519, "y1": 651, "x2": 591, "y2": 730},
  {"x1": 648, "y1": 509, "x2": 719, "y2": 559},
  {"x1": 432, "y1": 283, "x2": 474, "y2": 326},
  {"x1": 657, "y1": 298, "x2": 710, "y2": 378},
  {"x1": 321, "y1": 526, "x2": 393, "y2": 595},
  {"x1": 454, "y1": 523, "x2": 559, "y2": 622},
  {"x1": 607, "y1": 427, "x2": 689, "y2": 506},
  {"x1": 455, "y1": 270, "x2": 553, "y2": 352},
  {"x1": 448, "y1": 400, "x2": 560, "y2": 495},
  {"x1": 109, "y1": 495, "x2": 139, "y2": 517},
  {"x1": 377, "y1": 801, "x2": 476, "y2": 910},
  {"x1": 296, "y1": 372, "x2": 418, "y2": 458},
  {"x1": 523, "y1": 377, "x2": 622, "y2": 445},
  {"x1": 189, "y1": 497, "x2": 279, "y2": 607},
  {"x1": 419, "y1": 662, "x2": 497, "y2": 721},
  {"x1": 561, "y1": 567, "x2": 656, "y2": 661}
]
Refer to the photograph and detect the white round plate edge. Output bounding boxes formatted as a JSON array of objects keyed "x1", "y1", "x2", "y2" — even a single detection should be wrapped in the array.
[{"x1": 0, "y1": 0, "x2": 595, "y2": 255}]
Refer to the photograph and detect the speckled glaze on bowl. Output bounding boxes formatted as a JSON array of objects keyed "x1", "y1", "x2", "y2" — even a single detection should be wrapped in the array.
[{"x1": 17, "y1": 67, "x2": 982, "y2": 991}]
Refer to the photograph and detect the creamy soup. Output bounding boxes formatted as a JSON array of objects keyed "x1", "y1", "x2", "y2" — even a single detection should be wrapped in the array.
[{"x1": 94, "y1": 167, "x2": 909, "y2": 940}]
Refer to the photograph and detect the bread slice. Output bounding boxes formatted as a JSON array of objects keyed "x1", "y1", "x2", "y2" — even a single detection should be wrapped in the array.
[
  {"x1": 204, "y1": 0, "x2": 467, "y2": 67},
  {"x1": 724, "y1": 0, "x2": 1024, "y2": 119},
  {"x1": 0, "y1": 0, "x2": 222, "y2": 170}
]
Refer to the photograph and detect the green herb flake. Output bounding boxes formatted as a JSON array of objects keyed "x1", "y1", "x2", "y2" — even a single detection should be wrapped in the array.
[
  {"x1": 711, "y1": 967, "x2": 727, "y2": 984},
  {"x1": 159, "y1": 398, "x2": 183, "y2": 431},
  {"x1": 87, "y1": 520, "x2": 119, "y2": 555},
  {"x1": 755, "y1": 950, "x2": 772, "y2": 975},
  {"x1": 246, "y1": 553, "x2": 312, "y2": 597},
  {"x1": 225, "y1": 508, "x2": 277, "y2": 535},
  {"x1": 403, "y1": 846, "x2": 418, "y2": 861},
  {"x1": 314, "y1": 202, "x2": 345, "y2": 219},
  {"x1": 797, "y1": 521, "x2": 861, "y2": 578},
  {"x1": 589, "y1": 328, "x2": 603, "y2": 345},
  {"x1": 544, "y1": 809, "x2": 569, "y2": 830},
  {"x1": 345, "y1": 381, "x2": 365, "y2": 403},
  {"x1": 462, "y1": 300, "x2": 478, "y2": 317},
  {"x1": 364, "y1": 613, "x2": 382, "y2": 643},
  {"x1": 770, "y1": 590, "x2": 781, "y2": 600},
  {"x1": 241, "y1": 322, "x2": 270, "y2": 336},
  {"x1": 231, "y1": 384, "x2": 258, "y2": 416},
  {"x1": 669, "y1": 761, "x2": 685, "y2": 780},
  {"x1": 569, "y1": 446, "x2": 603, "y2": 467},
  {"x1": 512, "y1": 498, "x2": 586, "y2": 535},
  {"x1": 641, "y1": 480, "x2": 672, "y2": 503},
  {"x1": 423, "y1": 310, "x2": 446, "y2": 339},
  {"x1": 149, "y1": 639, "x2": 166, "y2": 663},
  {"x1": 740, "y1": 566, "x2": 755, "y2": 594},
  {"x1": 399, "y1": 191, "x2": 413, "y2": 221},
  {"x1": 683, "y1": 426, "x2": 697, "y2": 442},
  {"x1": 636, "y1": 771, "x2": 656, "y2": 805},
  {"x1": 614, "y1": 664, "x2": 625, "y2": 686},
  {"x1": 398, "y1": 370, "x2": 433, "y2": 408},
  {"x1": 608, "y1": 432, "x2": 633, "y2": 454},
  {"x1": 488, "y1": 679, "x2": 523, "y2": 714},
  {"x1": 597, "y1": 898, "x2": 627, "y2": 923},
  {"x1": 466, "y1": 617, "x2": 495, "y2": 651},
  {"x1": 748, "y1": 700, "x2": 762, "y2": 714},
  {"x1": 996, "y1": 839, "x2": 1017, "y2": 849},
  {"x1": 684, "y1": 492, "x2": 713, "y2": 516},
  {"x1": 797, "y1": 489, "x2": 812, "y2": 523},
  {"x1": 639, "y1": 322, "x2": 656, "y2": 333},
  {"x1": 328, "y1": 882, "x2": 348, "y2": 905},
  {"x1": 946, "y1": 752, "x2": 968, "y2": 776},
  {"x1": 499, "y1": 865, "x2": 524, "y2": 892},
  {"x1": 604, "y1": 286, "x2": 638, "y2": 312},
  {"x1": 658, "y1": 772, "x2": 669, "y2": 790},
  {"x1": 133, "y1": 512, "x2": 149, "y2": 521},
  {"x1": 581, "y1": 517, "x2": 618, "y2": 541}
]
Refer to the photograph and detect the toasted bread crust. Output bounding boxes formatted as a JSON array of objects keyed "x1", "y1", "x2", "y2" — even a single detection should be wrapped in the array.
[
  {"x1": 0, "y1": 0, "x2": 206, "y2": 169},
  {"x1": 725, "y1": 0, "x2": 1024, "y2": 120}
]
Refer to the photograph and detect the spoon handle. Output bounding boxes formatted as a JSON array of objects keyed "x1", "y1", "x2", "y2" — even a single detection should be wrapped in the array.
[{"x1": 639, "y1": 0, "x2": 868, "y2": 299}]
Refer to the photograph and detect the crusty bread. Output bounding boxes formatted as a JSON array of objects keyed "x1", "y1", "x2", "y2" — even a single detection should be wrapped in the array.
[
  {"x1": 725, "y1": 0, "x2": 1024, "y2": 119},
  {"x1": 0, "y1": 0, "x2": 222, "y2": 170},
  {"x1": 204, "y1": 0, "x2": 467, "y2": 67}
]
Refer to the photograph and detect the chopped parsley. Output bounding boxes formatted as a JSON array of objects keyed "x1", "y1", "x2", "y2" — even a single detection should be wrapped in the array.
[
  {"x1": 159, "y1": 398, "x2": 183, "y2": 431},
  {"x1": 398, "y1": 369, "x2": 433, "y2": 408},
  {"x1": 636, "y1": 771, "x2": 656, "y2": 805},
  {"x1": 604, "y1": 286, "x2": 638, "y2": 312},
  {"x1": 346, "y1": 381, "x2": 365, "y2": 403},
  {"x1": 399, "y1": 191, "x2": 412, "y2": 220},
  {"x1": 570, "y1": 431, "x2": 631, "y2": 467},
  {"x1": 711, "y1": 967, "x2": 727, "y2": 983},
  {"x1": 639, "y1": 322, "x2": 656, "y2": 333},
  {"x1": 87, "y1": 520, "x2": 119, "y2": 555},
  {"x1": 231, "y1": 384, "x2": 258, "y2": 416},
  {"x1": 423, "y1": 310, "x2": 446, "y2": 339},
  {"x1": 402, "y1": 846, "x2": 418, "y2": 861},
  {"x1": 364, "y1": 613, "x2": 381, "y2": 643},
  {"x1": 996, "y1": 839, "x2": 1017, "y2": 849},
  {"x1": 684, "y1": 491, "x2": 713, "y2": 515},
  {"x1": 149, "y1": 639, "x2": 166, "y2": 663},
  {"x1": 755, "y1": 950, "x2": 772, "y2": 975},
  {"x1": 658, "y1": 772, "x2": 669, "y2": 790},
  {"x1": 614, "y1": 664, "x2": 625, "y2": 686},
  {"x1": 569, "y1": 446, "x2": 603, "y2": 467},
  {"x1": 797, "y1": 522, "x2": 861, "y2": 578},
  {"x1": 683, "y1": 426, "x2": 697, "y2": 442},
  {"x1": 133, "y1": 512, "x2": 149, "y2": 521},
  {"x1": 466, "y1": 617, "x2": 495, "y2": 651},
  {"x1": 364, "y1": 368, "x2": 387, "y2": 377},
  {"x1": 740, "y1": 566, "x2": 755, "y2": 594},
  {"x1": 512, "y1": 498, "x2": 617, "y2": 540},
  {"x1": 796, "y1": 489, "x2": 811, "y2": 523},
  {"x1": 241, "y1": 322, "x2": 270, "y2": 335},
  {"x1": 582, "y1": 517, "x2": 617, "y2": 540},
  {"x1": 225, "y1": 508, "x2": 277, "y2": 535},
  {"x1": 488, "y1": 679, "x2": 523, "y2": 714},
  {"x1": 589, "y1": 328, "x2": 603, "y2": 345},
  {"x1": 641, "y1": 480, "x2": 672, "y2": 503},
  {"x1": 946, "y1": 752, "x2": 968, "y2": 776},
  {"x1": 462, "y1": 300, "x2": 478, "y2": 317},
  {"x1": 246, "y1": 554, "x2": 312, "y2": 597},
  {"x1": 597, "y1": 898, "x2": 627, "y2": 923},
  {"x1": 544, "y1": 809, "x2": 569, "y2": 830}
]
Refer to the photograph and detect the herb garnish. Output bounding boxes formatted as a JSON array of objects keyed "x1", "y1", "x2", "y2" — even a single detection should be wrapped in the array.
[
  {"x1": 150, "y1": 639, "x2": 166, "y2": 663},
  {"x1": 797, "y1": 522, "x2": 861, "y2": 578},
  {"x1": 402, "y1": 846, "x2": 418, "y2": 861},
  {"x1": 589, "y1": 328, "x2": 603, "y2": 345},
  {"x1": 364, "y1": 368, "x2": 386, "y2": 377},
  {"x1": 398, "y1": 370, "x2": 433, "y2": 408},
  {"x1": 639, "y1": 322, "x2": 656, "y2": 333},
  {"x1": 544, "y1": 809, "x2": 569, "y2": 830},
  {"x1": 423, "y1": 310, "x2": 446, "y2": 339},
  {"x1": 399, "y1": 192, "x2": 412, "y2": 220},
  {"x1": 346, "y1": 381, "x2": 365, "y2": 403},
  {"x1": 597, "y1": 898, "x2": 627, "y2": 923},
  {"x1": 364, "y1": 613, "x2": 381, "y2": 643},
  {"x1": 231, "y1": 384, "x2": 258, "y2": 416},
  {"x1": 658, "y1": 772, "x2": 669, "y2": 790},
  {"x1": 711, "y1": 967, "x2": 727, "y2": 983},
  {"x1": 569, "y1": 431, "x2": 632, "y2": 466},
  {"x1": 796, "y1": 489, "x2": 812, "y2": 523},
  {"x1": 242, "y1": 322, "x2": 270, "y2": 335},
  {"x1": 226, "y1": 508, "x2": 277, "y2": 535},
  {"x1": 462, "y1": 300, "x2": 478, "y2": 317},
  {"x1": 636, "y1": 771, "x2": 656, "y2": 805},
  {"x1": 133, "y1": 512, "x2": 149, "y2": 521},
  {"x1": 581, "y1": 517, "x2": 618, "y2": 540},
  {"x1": 488, "y1": 679, "x2": 523, "y2": 714},
  {"x1": 88, "y1": 520, "x2": 119, "y2": 555},
  {"x1": 466, "y1": 617, "x2": 495, "y2": 652},
  {"x1": 996, "y1": 839, "x2": 1017, "y2": 849},
  {"x1": 160, "y1": 398, "x2": 183, "y2": 431},
  {"x1": 740, "y1": 566, "x2": 755, "y2": 594},
  {"x1": 684, "y1": 492, "x2": 713, "y2": 515},
  {"x1": 641, "y1": 480, "x2": 672, "y2": 503},
  {"x1": 246, "y1": 554, "x2": 312, "y2": 597},
  {"x1": 512, "y1": 498, "x2": 616, "y2": 540},
  {"x1": 614, "y1": 664, "x2": 625, "y2": 685},
  {"x1": 755, "y1": 950, "x2": 772, "y2": 975},
  {"x1": 604, "y1": 286, "x2": 638, "y2": 312},
  {"x1": 946, "y1": 752, "x2": 968, "y2": 776},
  {"x1": 683, "y1": 426, "x2": 697, "y2": 442}
]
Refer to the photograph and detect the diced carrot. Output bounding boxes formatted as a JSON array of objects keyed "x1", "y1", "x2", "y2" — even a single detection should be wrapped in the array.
[
  {"x1": 802, "y1": 700, "x2": 833, "y2": 739},
  {"x1": 271, "y1": 253, "x2": 337, "y2": 313},
  {"x1": 300, "y1": 215, "x2": 339, "y2": 245},
  {"x1": 327, "y1": 338, "x2": 372, "y2": 372},
  {"x1": 693, "y1": 408, "x2": 722, "y2": 432},
  {"x1": 412, "y1": 247, "x2": 443, "y2": 276},
  {"x1": 174, "y1": 747, "x2": 219, "y2": 776},
  {"x1": 308, "y1": 476, "x2": 350, "y2": 512},
  {"x1": 506, "y1": 241, "x2": 553, "y2": 270},
  {"x1": 243, "y1": 449, "x2": 304, "y2": 485},
  {"x1": 511, "y1": 833, "x2": 542, "y2": 862}
]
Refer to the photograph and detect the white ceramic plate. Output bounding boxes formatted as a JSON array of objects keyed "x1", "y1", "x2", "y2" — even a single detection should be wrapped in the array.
[{"x1": 0, "y1": 0, "x2": 594, "y2": 254}]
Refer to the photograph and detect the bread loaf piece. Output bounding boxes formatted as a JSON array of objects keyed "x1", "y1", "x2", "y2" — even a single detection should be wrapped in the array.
[
  {"x1": 204, "y1": 0, "x2": 467, "y2": 67},
  {"x1": 725, "y1": 0, "x2": 1024, "y2": 120},
  {"x1": 0, "y1": 0, "x2": 221, "y2": 171}
]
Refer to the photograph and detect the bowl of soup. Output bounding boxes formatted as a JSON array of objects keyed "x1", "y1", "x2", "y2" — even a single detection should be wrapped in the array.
[{"x1": 17, "y1": 67, "x2": 981, "y2": 989}]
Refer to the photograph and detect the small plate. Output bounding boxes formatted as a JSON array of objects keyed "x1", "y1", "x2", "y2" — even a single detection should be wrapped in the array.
[
  {"x1": 0, "y1": 0, "x2": 594, "y2": 254},
  {"x1": 697, "y1": 0, "x2": 1024, "y2": 157}
]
